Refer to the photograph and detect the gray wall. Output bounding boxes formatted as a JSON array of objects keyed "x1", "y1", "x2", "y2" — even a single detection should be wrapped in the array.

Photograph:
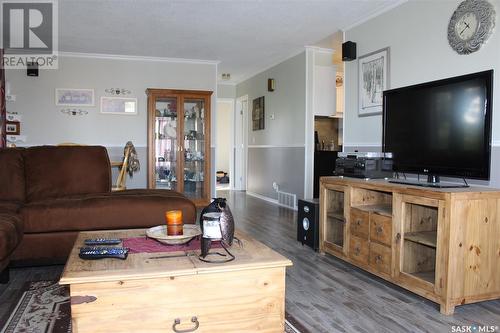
[
  {"x1": 217, "y1": 84, "x2": 236, "y2": 99},
  {"x1": 344, "y1": 0, "x2": 500, "y2": 187},
  {"x1": 236, "y1": 52, "x2": 306, "y2": 200},
  {"x1": 6, "y1": 55, "x2": 217, "y2": 189}
]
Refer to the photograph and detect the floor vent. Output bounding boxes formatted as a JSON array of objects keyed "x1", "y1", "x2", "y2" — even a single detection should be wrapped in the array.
[{"x1": 277, "y1": 190, "x2": 297, "y2": 210}]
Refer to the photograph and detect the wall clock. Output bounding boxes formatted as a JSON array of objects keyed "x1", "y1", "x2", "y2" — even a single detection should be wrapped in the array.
[{"x1": 448, "y1": 0, "x2": 496, "y2": 54}]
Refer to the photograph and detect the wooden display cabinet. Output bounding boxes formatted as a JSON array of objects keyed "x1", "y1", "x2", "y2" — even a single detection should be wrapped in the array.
[
  {"x1": 320, "y1": 177, "x2": 500, "y2": 314},
  {"x1": 147, "y1": 89, "x2": 212, "y2": 206}
]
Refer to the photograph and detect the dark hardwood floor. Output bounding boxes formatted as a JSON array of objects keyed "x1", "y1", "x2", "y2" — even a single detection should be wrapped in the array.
[{"x1": 1, "y1": 190, "x2": 499, "y2": 332}]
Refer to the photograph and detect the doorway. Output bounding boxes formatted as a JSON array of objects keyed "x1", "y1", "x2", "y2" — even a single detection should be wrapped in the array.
[{"x1": 216, "y1": 99, "x2": 234, "y2": 190}]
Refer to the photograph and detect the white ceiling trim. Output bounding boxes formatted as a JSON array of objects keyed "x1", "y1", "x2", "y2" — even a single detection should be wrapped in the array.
[
  {"x1": 58, "y1": 51, "x2": 220, "y2": 65},
  {"x1": 341, "y1": 0, "x2": 408, "y2": 32}
]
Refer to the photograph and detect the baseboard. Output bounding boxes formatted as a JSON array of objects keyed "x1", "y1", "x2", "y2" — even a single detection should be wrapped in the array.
[{"x1": 246, "y1": 191, "x2": 297, "y2": 211}]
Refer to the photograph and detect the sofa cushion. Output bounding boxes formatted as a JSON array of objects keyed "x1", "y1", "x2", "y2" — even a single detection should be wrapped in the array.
[
  {"x1": 0, "y1": 148, "x2": 25, "y2": 203},
  {"x1": 21, "y1": 191, "x2": 197, "y2": 233},
  {"x1": 24, "y1": 146, "x2": 111, "y2": 202},
  {"x1": 0, "y1": 213, "x2": 23, "y2": 261}
]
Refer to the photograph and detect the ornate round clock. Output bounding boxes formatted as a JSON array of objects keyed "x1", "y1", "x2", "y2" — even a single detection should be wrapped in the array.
[{"x1": 448, "y1": 0, "x2": 496, "y2": 55}]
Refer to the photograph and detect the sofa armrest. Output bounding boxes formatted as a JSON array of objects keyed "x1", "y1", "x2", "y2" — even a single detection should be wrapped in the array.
[{"x1": 0, "y1": 213, "x2": 23, "y2": 266}]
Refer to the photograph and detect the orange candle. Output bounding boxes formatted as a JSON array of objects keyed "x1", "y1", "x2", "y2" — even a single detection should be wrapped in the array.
[{"x1": 165, "y1": 210, "x2": 183, "y2": 236}]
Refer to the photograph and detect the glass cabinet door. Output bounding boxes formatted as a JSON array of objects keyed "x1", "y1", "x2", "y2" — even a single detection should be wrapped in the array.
[
  {"x1": 182, "y1": 98, "x2": 207, "y2": 200},
  {"x1": 154, "y1": 97, "x2": 178, "y2": 190}
]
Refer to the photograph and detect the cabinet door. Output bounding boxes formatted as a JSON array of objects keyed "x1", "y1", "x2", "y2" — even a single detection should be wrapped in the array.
[
  {"x1": 181, "y1": 96, "x2": 209, "y2": 203},
  {"x1": 152, "y1": 96, "x2": 180, "y2": 191}
]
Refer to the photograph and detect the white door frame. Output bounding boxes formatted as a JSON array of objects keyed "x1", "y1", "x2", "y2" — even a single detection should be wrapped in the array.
[
  {"x1": 216, "y1": 98, "x2": 235, "y2": 189},
  {"x1": 235, "y1": 95, "x2": 248, "y2": 191}
]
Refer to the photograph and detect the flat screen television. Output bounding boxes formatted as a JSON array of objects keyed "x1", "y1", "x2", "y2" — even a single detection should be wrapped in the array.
[{"x1": 383, "y1": 70, "x2": 493, "y2": 187}]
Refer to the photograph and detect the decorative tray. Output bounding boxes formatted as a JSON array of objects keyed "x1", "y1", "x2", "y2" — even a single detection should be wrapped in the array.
[{"x1": 146, "y1": 225, "x2": 202, "y2": 245}]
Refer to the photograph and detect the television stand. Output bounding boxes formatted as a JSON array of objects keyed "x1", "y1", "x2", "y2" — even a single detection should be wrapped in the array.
[{"x1": 319, "y1": 177, "x2": 500, "y2": 314}]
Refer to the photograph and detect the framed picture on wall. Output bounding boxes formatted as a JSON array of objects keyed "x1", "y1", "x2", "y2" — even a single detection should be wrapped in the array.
[
  {"x1": 55, "y1": 88, "x2": 95, "y2": 106},
  {"x1": 100, "y1": 97, "x2": 137, "y2": 115},
  {"x1": 252, "y1": 96, "x2": 265, "y2": 131},
  {"x1": 358, "y1": 47, "x2": 389, "y2": 117}
]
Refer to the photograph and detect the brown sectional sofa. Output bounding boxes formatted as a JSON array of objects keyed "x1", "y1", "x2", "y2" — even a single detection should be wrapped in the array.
[{"x1": 0, "y1": 145, "x2": 196, "y2": 280}]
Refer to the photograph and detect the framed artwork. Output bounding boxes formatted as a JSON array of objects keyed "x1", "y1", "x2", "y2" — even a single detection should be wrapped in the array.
[
  {"x1": 6, "y1": 121, "x2": 20, "y2": 135},
  {"x1": 358, "y1": 47, "x2": 389, "y2": 116},
  {"x1": 55, "y1": 89, "x2": 95, "y2": 106},
  {"x1": 252, "y1": 96, "x2": 265, "y2": 131},
  {"x1": 100, "y1": 97, "x2": 137, "y2": 115}
]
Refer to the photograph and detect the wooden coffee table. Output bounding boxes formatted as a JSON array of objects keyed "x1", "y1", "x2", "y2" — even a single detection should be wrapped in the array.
[{"x1": 59, "y1": 229, "x2": 292, "y2": 333}]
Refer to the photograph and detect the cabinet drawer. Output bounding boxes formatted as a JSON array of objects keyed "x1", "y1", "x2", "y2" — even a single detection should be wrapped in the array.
[
  {"x1": 369, "y1": 242, "x2": 392, "y2": 275},
  {"x1": 350, "y1": 209, "x2": 369, "y2": 239},
  {"x1": 370, "y1": 213, "x2": 392, "y2": 246},
  {"x1": 349, "y1": 235, "x2": 369, "y2": 265}
]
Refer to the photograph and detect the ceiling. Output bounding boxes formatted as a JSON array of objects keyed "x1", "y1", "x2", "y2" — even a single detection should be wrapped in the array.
[{"x1": 59, "y1": 0, "x2": 403, "y2": 83}]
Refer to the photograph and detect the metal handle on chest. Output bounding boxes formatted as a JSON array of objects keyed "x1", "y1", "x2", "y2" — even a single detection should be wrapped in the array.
[{"x1": 173, "y1": 316, "x2": 199, "y2": 333}]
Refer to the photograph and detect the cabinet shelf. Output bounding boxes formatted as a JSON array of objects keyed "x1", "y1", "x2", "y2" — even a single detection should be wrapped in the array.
[
  {"x1": 352, "y1": 203, "x2": 392, "y2": 217},
  {"x1": 411, "y1": 271, "x2": 435, "y2": 284},
  {"x1": 404, "y1": 231, "x2": 437, "y2": 248},
  {"x1": 327, "y1": 211, "x2": 345, "y2": 222}
]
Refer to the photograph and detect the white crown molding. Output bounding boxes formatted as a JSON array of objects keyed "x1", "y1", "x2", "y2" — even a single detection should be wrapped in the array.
[
  {"x1": 304, "y1": 46, "x2": 335, "y2": 54},
  {"x1": 341, "y1": 0, "x2": 408, "y2": 32},
  {"x1": 235, "y1": 48, "x2": 306, "y2": 85},
  {"x1": 58, "y1": 51, "x2": 220, "y2": 65}
]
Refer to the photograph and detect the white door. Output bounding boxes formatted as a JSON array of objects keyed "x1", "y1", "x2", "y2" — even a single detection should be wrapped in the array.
[{"x1": 234, "y1": 95, "x2": 248, "y2": 190}]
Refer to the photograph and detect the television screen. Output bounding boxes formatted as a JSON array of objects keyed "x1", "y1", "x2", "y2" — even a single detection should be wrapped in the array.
[{"x1": 383, "y1": 70, "x2": 493, "y2": 180}]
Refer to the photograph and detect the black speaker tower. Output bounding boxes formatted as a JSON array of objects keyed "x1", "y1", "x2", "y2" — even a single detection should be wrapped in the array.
[{"x1": 342, "y1": 41, "x2": 357, "y2": 61}]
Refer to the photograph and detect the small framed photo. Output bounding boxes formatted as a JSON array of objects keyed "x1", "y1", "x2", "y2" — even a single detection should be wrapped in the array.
[
  {"x1": 55, "y1": 89, "x2": 95, "y2": 106},
  {"x1": 6, "y1": 121, "x2": 20, "y2": 135},
  {"x1": 100, "y1": 97, "x2": 137, "y2": 115},
  {"x1": 252, "y1": 96, "x2": 265, "y2": 131},
  {"x1": 358, "y1": 47, "x2": 390, "y2": 117}
]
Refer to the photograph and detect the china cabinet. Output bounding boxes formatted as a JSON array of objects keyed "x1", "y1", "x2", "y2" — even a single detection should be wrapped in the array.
[{"x1": 147, "y1": 89, "x2": 212, "y2": 206}]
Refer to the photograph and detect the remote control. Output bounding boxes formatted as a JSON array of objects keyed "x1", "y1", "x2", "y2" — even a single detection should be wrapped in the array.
[
  {"x1": 84, "y1": 238, "x2": 122, "y2": 246},
  {"x1": 79, "y1": 247, "x2": 129, "y2": 260}
]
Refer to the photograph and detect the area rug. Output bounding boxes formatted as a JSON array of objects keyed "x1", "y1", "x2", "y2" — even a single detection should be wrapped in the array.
[{"x1": 1, "y1": 280, "x2": 304, "y2": 333}]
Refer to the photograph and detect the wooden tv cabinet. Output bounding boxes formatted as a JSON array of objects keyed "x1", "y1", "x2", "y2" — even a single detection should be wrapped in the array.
[{"x1": 319, "y1": 177, "x2": 500, "y2": 315}]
